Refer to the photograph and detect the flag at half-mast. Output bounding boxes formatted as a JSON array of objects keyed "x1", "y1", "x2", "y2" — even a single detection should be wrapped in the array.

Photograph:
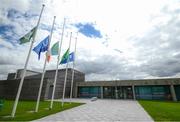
[
  {"x1": 19, "y1": 26, "x2": 37, "y2": 44},
  {"x1": 51, "y1": 41, "x2": 59, "y2": 55},
  {"x1": 33, "y1": 35, "x2": 49, "y2": 60},
  {"x1": 60, "y1": 48, "x2": 69, "y2": 64},
  {"x1": 46, "y1": 50, "x2": 51, "y2": 62},
  {"x1": 68, "y1": 52, "x2": 75, "y2": 62},
  {"x1": 59, "y1": 48, "x2": 74, "y2": 64}
]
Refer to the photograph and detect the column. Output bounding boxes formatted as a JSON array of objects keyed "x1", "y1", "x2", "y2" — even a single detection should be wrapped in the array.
[
  {"x1": 132, "y1": 85, "x2": 136, "y2": 100},
  {"x1": 14, "y1": 71, "x2": 18, "y2": 79},
  {"x1": 74, "y1": 85, "x2": 78, "y2": 98},
  {"x1": 170, "y1": 84, "x2": 177, "y2": 101},
  {"x1": 100, "y1": 86, "x2": 103, "y2": 99},
  {"x1": 115, "y1": 86, "x2": 118, "y2": 99}
]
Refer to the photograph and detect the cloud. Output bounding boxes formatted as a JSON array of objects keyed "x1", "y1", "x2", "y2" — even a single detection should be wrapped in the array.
[
  {"x1": 1, "y1": 0, "x2": 180, "y2": 81},
  {"x1": 126, "y1": 3, "x2": 180, "y2": 78},
  {"x1": 114, "y1": 49, "x2": 123, "y2": 53},
  {"x1": 75, "y1": 23, "x2": 102, "y2": 38},
  {"x1": 0, "y1": 37, "x2": 14, "y2": 49}
]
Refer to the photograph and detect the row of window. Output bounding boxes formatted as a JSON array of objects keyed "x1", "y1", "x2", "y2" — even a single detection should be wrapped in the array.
[
  {"x1": 78, "y1": 85, "x2": 180, "y2": 101},
  {"x1": 135, "y1": 86, "x2": 171, "y2": 100}
]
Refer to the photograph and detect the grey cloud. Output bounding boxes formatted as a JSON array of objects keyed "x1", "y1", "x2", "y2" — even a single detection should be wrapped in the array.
[
  {"x1": 75, "y1": 51, "x2": 145, "y2": 80},
  {"x1": 129, "y1": 7, "x2": 180, "y2": 78},
  {"x1": 2, "y1": 0, "x2": 180, "y2": 81}
]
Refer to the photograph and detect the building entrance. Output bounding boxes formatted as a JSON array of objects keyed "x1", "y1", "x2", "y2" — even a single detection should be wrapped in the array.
[
  {"x1": 103, "y1": 86, "x2": 133, "y2": 99},
  {"x1": 103, "y1": 86, "x2": 115, "y2": 99},
  {"x1": 116, "y1": 86, "x2": 133, "y2": 99}
]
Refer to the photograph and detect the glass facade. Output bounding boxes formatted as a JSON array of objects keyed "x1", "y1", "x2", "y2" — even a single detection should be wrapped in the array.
[
  {"x1": 78, "y1": 86, "x2": 101, "y2": 98},
  {"x1": 78, "y1": 86, "x2": 133, "y2": 99},
  {"x1": 135, "y1": 85, "x2": 171, "y2": 100},
  {"x1": 175, "y1": 85, "x2": 180, "y2": 101},
  {"x1": 78, "y1": 85, "x2": 176, "y2": 101},
  {"x1": 102, "y1": 86, "x2": 133, "y2": 99},
  {"x1": 103, "y1": 86, "x2": 115, "y2": 99},
  {"x1": 116, "y1": 86, "x2": 133, "y2": 99}
]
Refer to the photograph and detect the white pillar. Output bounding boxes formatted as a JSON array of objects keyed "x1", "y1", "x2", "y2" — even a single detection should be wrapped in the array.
[
  {"x1": 62, "y1": 32, "x2": 72, "y2": 107},
  {"x1": 35, "y1": 16, "x2": 56, "y2": 112},
  {"x1": 11, "y1": 4, "x2": 45, "y2": 117},
  {"x1": 50, "y1": 18, "x2": 66, "y2": 109},
  {"x1": 170, "y1": 84, "x2": 177, "y2": 101},
  {"x1": 115, "y1": 86, "x2": 118, "y2": 99},
  {"x1": 75, "y1": 85, "x2": 78, "y2": 98},
  {"x1": 70, "y1": 33, "x2": 78, "y2": 103},
  {"x1": 100, "y1": 86, "x2": 103, "y2": 99},
  {"x1": 132, "y1": 85, "x2": 136, "y2": 100}
]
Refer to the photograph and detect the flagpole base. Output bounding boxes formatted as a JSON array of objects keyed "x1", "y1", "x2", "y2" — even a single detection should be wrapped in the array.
[
  {"x1": 44, "y1": 107, "x2": 50, "y2": 110},
  {"x1": 2, "y1": 115, "x2": 12, "y2": 118},
  {"x1": 26, "y1": 110, "x2": 35, "y2": 113}
]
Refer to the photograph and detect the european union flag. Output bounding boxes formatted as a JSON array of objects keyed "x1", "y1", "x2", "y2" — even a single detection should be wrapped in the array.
[
  {"x1": 69, "y1": 52, "x2": 75, "y2": 62},
  {"x1": 33, "y1": 36, "x2": 49, "y2": 60}
]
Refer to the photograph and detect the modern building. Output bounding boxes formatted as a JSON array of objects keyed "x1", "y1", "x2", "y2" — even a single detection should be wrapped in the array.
[
  {"x1": 0, "y1": 68, "x2": 180, "y2": 101},
  {"x1": 0, "y1": 68, "x2": 85, "y2": 100},
  {"x1": 75, "y1": 78, "x2": 180, "y2": 101}
]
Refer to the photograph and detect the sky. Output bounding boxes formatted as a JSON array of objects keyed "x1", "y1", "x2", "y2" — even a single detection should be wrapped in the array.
[{"x1": 1, "y1": 0, "x2": 180, "y2": 81}]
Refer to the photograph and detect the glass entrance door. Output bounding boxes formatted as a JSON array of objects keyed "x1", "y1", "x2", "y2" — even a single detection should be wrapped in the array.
[
  {"x1": 117, "y1": 87, "x2": 123, "y2": 99},
  {"x1": 123, "y1": 86, "x2": 133, "y2": 99},
  {"x1": 103, "y1": 86, "x2": 115, "y2": 99},
  {"x1": 116, "y1": 86, "x2": 133, "y2": 99}
]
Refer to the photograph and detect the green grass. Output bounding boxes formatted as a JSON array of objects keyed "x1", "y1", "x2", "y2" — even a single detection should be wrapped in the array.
[
  {"x1": 0, "y1": 100, "x2": 84, "y2": 121},
  {"x1": 138, "y1": 100, "x2": 180, "y2": 121}
]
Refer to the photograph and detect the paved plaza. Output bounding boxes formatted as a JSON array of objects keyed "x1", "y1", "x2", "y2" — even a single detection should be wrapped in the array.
[{"x1": 35, "y1": 99, "x2": 153, "y2": 121}]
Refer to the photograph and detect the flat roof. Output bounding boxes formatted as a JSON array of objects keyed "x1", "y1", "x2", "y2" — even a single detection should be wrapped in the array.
[{"x1": 77, "y1": 78, "x2": 180, "y2": 86}]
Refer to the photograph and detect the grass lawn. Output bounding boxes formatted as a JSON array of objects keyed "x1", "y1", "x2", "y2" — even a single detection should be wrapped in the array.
[
  {"x1": 138, "y1": 100, "x2": 180, "y2": 121},
  {"x1": 0, "y1": 100, "x2": 83, "y2": 121}
]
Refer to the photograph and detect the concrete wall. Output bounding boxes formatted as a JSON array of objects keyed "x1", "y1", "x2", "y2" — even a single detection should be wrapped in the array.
[
  {"x1": 75, "y1": 78, "x2": 180, "y2": 101},
  {"x1": 7, "y1": 73, "x2": 16, "y2": 80},
  {"x1": 3, "y1": 78, "x2": 48, "y2": 100},
  {"x1": 22, "y1": 68, "x2": 85, "y2": 99},
  {"x1": 15, "y1": 69, "x2": 41, "y2": 79},
  {"x1": 0, "y1": 80, "x2": 5, "y2": 98},
  {"x1": 47, "y1": 69, "x2": 85, "y2": 99},
  {"x1": 1, "y1": 68, "x2": 85, "y2": 100},
  {"x1": 76, "y1": 78, "x2": 180, "y2": 87}
]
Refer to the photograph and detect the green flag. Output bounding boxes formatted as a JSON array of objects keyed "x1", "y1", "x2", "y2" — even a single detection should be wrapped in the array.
[
  {"x1": 60, "y1": 48, "x2": 69, "y2": 64},
  {"x1": 51, "y1": 41, "x2": 59, "y2": 55},
  {"x1": 19, "y1": 27, "x2": 36, "y2": 44}
]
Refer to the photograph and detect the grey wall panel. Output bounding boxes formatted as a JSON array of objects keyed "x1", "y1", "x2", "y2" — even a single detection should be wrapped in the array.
[
  {"x1": 7, "y1": 73, "x2": 16, "y2": 80},
  {"x1": 1, "y1": 68, "x2": 85, "y2": 100},
  {"x1": 0, "y1": 81, "x2": 5, "y2": 98}
]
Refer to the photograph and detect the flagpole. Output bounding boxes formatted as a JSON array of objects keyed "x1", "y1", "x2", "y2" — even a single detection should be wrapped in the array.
[
  {"x1": 11, "y1": 4, "x2": 45, "y2": 117},
  {"x1": 35, "y1": 16, "x2": 56, "y2": 112},
  {"x1": 50, "y1": 18, "x2": 66, "y2": 109},
  {"x1": 62, "y1": 32, "x2": 72, "y2": 107},
  {"x1": 69, "y1": 32, "x2": 78, "y2": 103}
]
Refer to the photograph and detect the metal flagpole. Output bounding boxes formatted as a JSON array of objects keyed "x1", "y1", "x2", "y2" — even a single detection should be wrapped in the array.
[
  {"x1": 35, "y1": 16, "x2": 56, "y2": 112},
  {"x1": 69, "y1": 32, "x2": 78, "y2": 103},
  {"x1": 62, "y1": 32, "x2": 72, "y2": 107},
  {"x1": 11, "y1": 4, "x2": 45, "y2": 117},
  {"x1": 50, "y1": 18, "x2": 66, "y2": 109}
]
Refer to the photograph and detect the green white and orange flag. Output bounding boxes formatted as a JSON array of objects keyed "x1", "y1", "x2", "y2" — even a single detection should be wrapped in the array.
[
  {"x1": 46, "y1": 50, "x2": 51, "y2": 62},
  {"x1": 51, "y1": 41, "x2": 59, "y2": 55},
  {"x1": 19, "y1": 26, "x2": 36, "y2": 44}
]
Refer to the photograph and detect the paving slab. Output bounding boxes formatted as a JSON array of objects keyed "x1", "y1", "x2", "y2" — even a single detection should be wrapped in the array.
[{"x1": 35, "y1": 99, "x2": 153, "y2": 122}]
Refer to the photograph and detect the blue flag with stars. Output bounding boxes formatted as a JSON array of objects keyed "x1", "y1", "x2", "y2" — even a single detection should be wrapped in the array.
[{"x1": 33, "y1": 36, "x2": 49, "y2": 60}]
